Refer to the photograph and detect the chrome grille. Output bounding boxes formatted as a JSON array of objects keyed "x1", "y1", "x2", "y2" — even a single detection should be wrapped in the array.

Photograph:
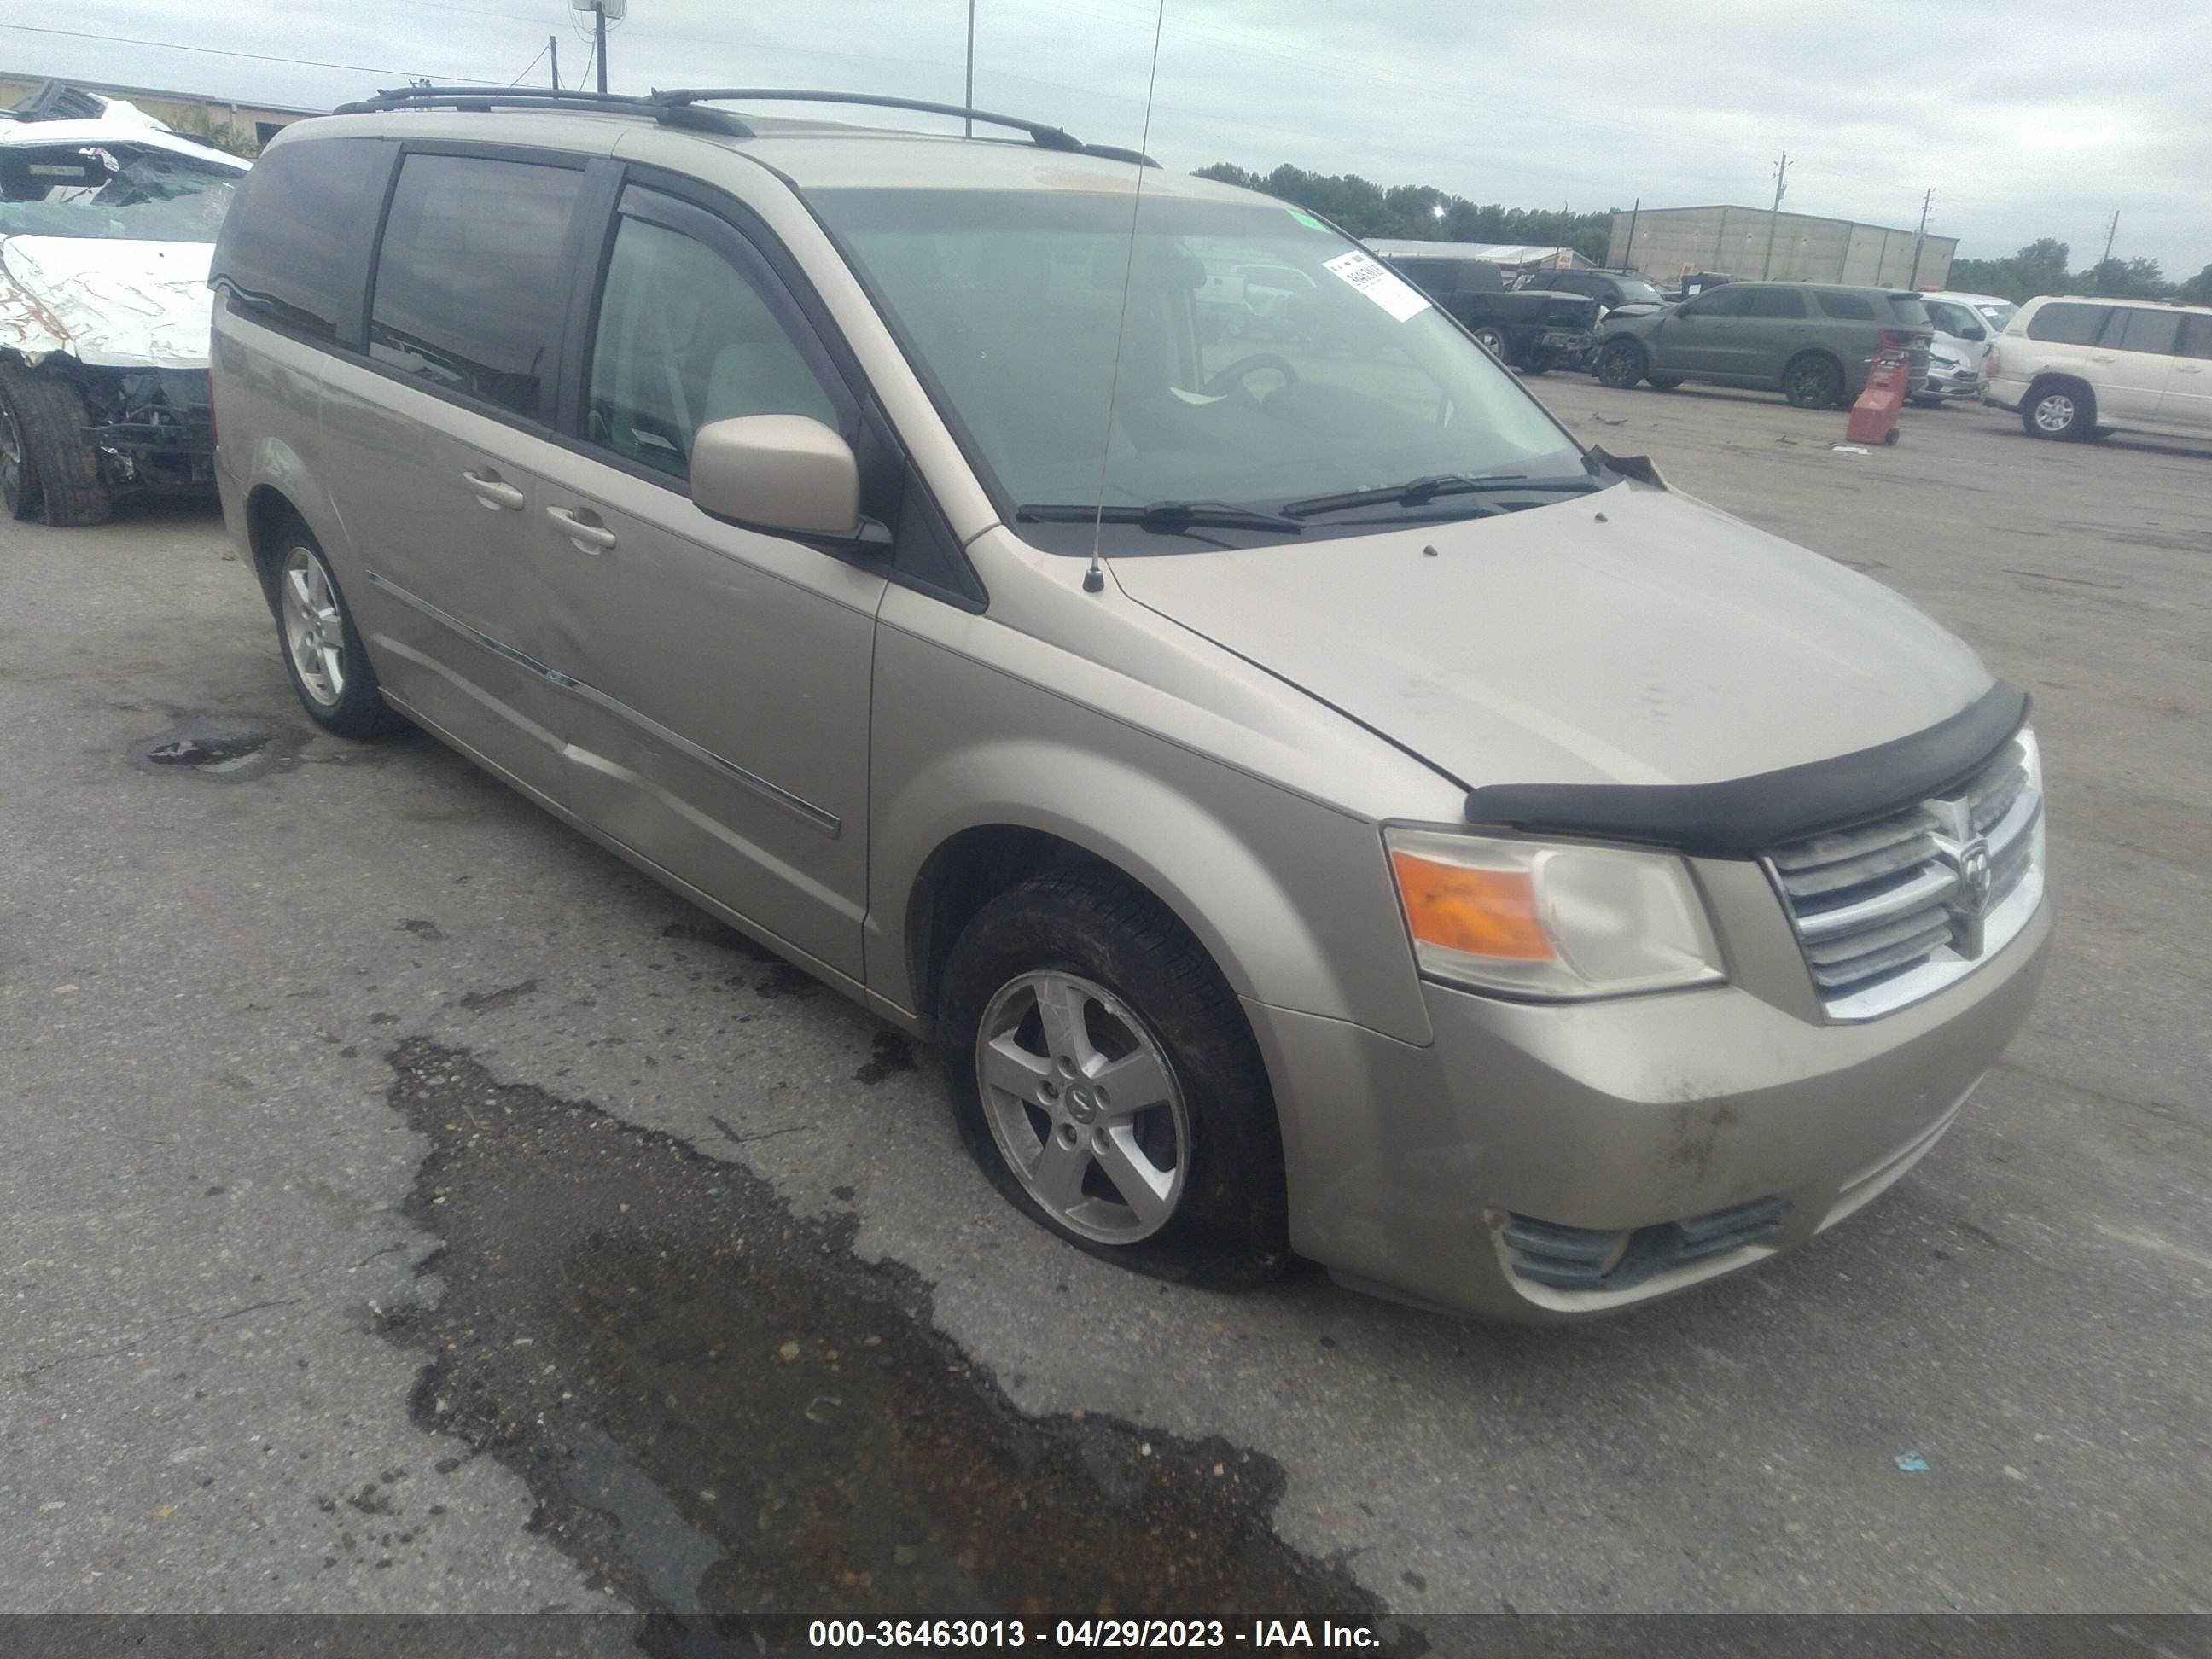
[{"x1": 1767, "y1": 732, "x2": 2044, "y2": 1020}]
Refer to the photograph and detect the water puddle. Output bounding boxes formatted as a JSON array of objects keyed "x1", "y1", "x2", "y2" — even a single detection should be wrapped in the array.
[
  {"x1": 129, "y1": 713, "x2": 299, "y2": 783},
  {"x1": 378, "y1": 1041, "x2": 1381, "y2": 1643}
]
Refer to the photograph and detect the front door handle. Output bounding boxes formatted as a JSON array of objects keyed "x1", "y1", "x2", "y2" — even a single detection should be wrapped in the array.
[
  {"x1": 2176, "y1": 364, "x2": 2205, "y2": 374},
  {"x1": 462, "y1": 469, "x2": 525, "y2": 511},
  {"x1": 547, "y1": 504, "x2": 618, "y2": 554}
]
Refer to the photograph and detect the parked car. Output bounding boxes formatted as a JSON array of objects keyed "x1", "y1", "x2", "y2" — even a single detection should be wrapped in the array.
[
  {"x1": 1662, "y1": 271, "x2": 1736, "y2": 302},
  {"x1": 1595, "y1": 282, "x2": 1933, "y2": 407},
  {"x1": 1913, "y1": 291, "x2": 2013, "y2": 405},
  {"x1": 0, "y1": 81, "x2": 248, "y2": 525},
  {"x1": 1982, "y1": 295, "x2": 2212, "y2": 441},
  {"x1": 1377, "y1": 253, "x2": 1598, "y2": 373},
  {"x1": 1521, "y1": 267, "x2": 1670, "y2": 322},
  {"x1": 212, "y1": 89, "x2": 2050, "y2": 1321}
]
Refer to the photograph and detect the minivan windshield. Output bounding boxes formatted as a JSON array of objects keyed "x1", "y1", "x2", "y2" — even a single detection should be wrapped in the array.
[{"x1": 812, "y1": 188, "x2": 1586, "y2": 546}]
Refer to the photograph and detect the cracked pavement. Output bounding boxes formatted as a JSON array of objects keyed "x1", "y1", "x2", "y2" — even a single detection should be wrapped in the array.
[{"x1": 1, "y1": 384, "x2": 2207, "y2": 1621}]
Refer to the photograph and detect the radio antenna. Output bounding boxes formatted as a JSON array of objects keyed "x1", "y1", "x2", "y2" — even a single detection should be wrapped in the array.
[{"x1": 1083, "y1": 0, "x2": 1168, "y2": 595}]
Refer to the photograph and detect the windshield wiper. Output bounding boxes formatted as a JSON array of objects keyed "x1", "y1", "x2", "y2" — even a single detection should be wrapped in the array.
[
  {"x1": 1280, "y1": 474, "x2": 1601, "y2": 521},
  {"x1": 1016, "y1": 500, "x2": 1303, "y2": 534}
]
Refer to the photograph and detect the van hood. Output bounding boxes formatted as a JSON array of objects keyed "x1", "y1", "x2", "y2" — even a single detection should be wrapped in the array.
[
  {"x1": 1107, "y1": 482, "x2": 1993, "y2": 790},
  {"x1": 0, "y1": 236, "x2": 217, "y2": 369}
]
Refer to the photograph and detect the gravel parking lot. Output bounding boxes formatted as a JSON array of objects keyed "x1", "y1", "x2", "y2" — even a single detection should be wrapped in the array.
[{"x1": 2, "y1": 382, "x2": 2207, "y2": 1626}]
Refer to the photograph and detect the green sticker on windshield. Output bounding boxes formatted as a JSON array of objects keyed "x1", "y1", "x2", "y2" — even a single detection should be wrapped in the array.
[{"x1": 1286, "y1": 208, "x2": 1329, "y2": 231}]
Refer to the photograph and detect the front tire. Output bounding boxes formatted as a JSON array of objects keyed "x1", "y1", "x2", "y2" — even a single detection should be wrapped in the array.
[
  {"x1": 1596, "y1": 338, "x2": 1647, "y2": 388},
  {"x1": 939, "y1": 874, "x2": 1289, "y2": 1289},
  {"x1": 2023, "y1": 381, "x2": 2093, "y2": 440},
  {"x1": 269, "y1": 515, "x2": 405, "y2": 739},
  {"x1": 1645, "y1": 373, "x2": 1683, "y2": 390},
  {"x1": 0, "y1": 360, "x2": 111, "y2": 527}
]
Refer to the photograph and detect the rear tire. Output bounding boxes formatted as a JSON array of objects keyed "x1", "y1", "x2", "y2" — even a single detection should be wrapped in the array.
[
  {"x1": 267, "y1": 513, "x2": 405, "y2": 739},
  {"x1": 1470, "y1": 323, "x2": 1510, "y2": 361},
  {"x1": 2023, "y1": 380, "x2": 2093, "y2": 440},
  {"x1": 1783, "y1": 352, "x2": 1844, "y2": 410},
  {"x1": 0, "y1": 360, "x2": 111, "y2": 527},
  {"x1": 1595, "y1": 338, "x2": 1647, "y2": 389},
  {"x1": 939, "y1": 874, "x2": 1289, "y2": 1289}
]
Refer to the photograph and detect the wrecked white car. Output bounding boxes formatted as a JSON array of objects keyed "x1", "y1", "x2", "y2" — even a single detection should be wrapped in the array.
[{"x1": 1, "y1": 85, "x2": 248, "y2": 525}]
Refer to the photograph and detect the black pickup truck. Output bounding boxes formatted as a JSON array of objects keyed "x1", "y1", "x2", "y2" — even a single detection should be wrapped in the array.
[{"x1": 1375, "y1": 253, "x2": 1600, "y2": 374}]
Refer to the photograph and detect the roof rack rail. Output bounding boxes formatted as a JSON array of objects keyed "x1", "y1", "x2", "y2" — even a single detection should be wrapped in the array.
[
  {"x1": 329, "y1": 85, "x2": 1160, "y2": 166},
  {"x1": 330, "y1": 85, "x2": 754, "y2": 137},
  {"x1": 654, "y1": 89, "x2": 1121, "y2": 157}
]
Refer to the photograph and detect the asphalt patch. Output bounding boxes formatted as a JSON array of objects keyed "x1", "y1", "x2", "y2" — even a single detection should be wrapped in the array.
[
  {"x1": 376, "y1": 1041, "x2": 1380, "y2": 1643},
  {"x1": 128, "y1": 713, "x2": 300, "y2": 783}
]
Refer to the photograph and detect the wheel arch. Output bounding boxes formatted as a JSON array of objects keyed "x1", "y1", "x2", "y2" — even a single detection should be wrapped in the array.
[
  {"x1": 1782, "y1": 345, "x2": 1847, "y2": 387},
  {"x1": 2023, "y1": 370, "x2": 2095, "y2": 409},
  {"x1": 877, "y1": 752, "x2": 1424, "y2": 1047},
  {"x1": 235, "y1": 437, "x2": 353, "y2": 613}
]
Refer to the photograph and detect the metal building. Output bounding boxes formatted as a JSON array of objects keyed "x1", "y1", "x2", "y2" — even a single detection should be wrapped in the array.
[
  {"x1": 0, "y1": 72, "x2": 314, "y2": 152},
  {"x1": 1606, "y1": 205, "x2": 1957, "y2": 290}
]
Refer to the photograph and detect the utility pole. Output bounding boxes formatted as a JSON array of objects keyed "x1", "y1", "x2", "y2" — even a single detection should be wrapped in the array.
[
  {"x1": 549, "y1": 34, "x2": 559, "y2": 90},
  {"x1": 1761, "y1": 152, "x2": 1789, "y2": 279},
  {"x1": 1907, "y1": 186, "x2": 1933, "y2": 287},
  {"x1": 2099, "y1": 210, "x2": 2120, "y2": 276},
  {"x1": 1621, "y1": 195, "x2": 1640, "y2": 271},
  {"x1": 595, "y1": 1, "x2": 609, "y2": 93},
  {"x1": 964, "y1": 0, "x2": 976, "y2": 135}
]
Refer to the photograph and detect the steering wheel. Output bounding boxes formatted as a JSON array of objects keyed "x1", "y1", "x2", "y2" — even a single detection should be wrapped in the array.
[{"x1": 1203, "y1": 352, "x2": 1301, "y2": 399}]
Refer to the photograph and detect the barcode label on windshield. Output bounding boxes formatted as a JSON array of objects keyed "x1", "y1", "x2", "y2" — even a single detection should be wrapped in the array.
[{"x1": 1323, "y1": 251, "x2": 1431, "y2": 323}]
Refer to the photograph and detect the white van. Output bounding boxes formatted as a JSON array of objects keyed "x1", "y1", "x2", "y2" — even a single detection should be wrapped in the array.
[{"x1": 1985, "y1": 295, "x2": 2212, "y2": 440}]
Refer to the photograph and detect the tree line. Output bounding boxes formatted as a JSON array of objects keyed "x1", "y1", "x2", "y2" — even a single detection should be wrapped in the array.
[
  {"x1": 1946, "y1": 238, "x2": 2212, "y2": 306},
  {"x1": 1192, "y1": 162, "x2": 1616, "y2": 265},
  {"x1": 1194, "y1": 162, "x2": 2211, "y2": 306}
]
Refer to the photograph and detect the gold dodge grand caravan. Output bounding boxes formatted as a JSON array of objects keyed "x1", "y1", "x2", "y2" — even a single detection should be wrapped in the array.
[{"x1": 209, "y1": 88, "x2": 2052, "y2": 1319}]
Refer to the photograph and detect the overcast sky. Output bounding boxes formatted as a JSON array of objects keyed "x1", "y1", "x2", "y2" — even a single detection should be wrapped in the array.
[{"x1": 13, "y1": 0, "x2": 2209, "y2": 276}]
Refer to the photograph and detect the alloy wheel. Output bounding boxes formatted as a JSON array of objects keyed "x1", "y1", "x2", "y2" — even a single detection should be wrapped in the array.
[
  {"x1": 974, "y1": 970, "x2": 1189, "y2": 1245},
  {"x1": 2034, "y1": 393, "x2": 2076, "y2": 434},
  {"x1": 281, "y1": 544, "x2": 347, "y2": 707}
]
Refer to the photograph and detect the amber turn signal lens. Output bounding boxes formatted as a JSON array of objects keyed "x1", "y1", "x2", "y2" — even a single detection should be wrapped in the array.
[{"x1": 1388, "y1": 851, "x2": 1556, "y2": 962}]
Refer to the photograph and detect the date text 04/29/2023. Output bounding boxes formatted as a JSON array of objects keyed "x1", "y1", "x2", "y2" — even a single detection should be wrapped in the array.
[{"x1": 806, "y1": 1618, "x2": 1382, "y2": 1649}]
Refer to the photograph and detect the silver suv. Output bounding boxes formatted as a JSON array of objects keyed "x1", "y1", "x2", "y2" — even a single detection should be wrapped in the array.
[{"x1": 210, "y1": 90, "x2": 2051, "y2": 1320}]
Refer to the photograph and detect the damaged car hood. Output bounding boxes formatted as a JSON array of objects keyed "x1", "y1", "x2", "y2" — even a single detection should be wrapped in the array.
[
  {"x1": 1107, "y1": 482, "x2": 1993, "y2": 790},
  {"x1": 0, "y1": 235, "x2": 218, "y2": 369}
]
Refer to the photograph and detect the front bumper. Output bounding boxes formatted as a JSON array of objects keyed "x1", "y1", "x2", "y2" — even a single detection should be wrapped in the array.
[
  {"x1": 1249, "y1": 891, "x2": 2052, "y2": 1321},
  {"x1": 84, "y1": 367, "x2": 216, "y2": 492},
  {"x1": 1922, "y1": 365, "x2": 1984, "y2": 399}
]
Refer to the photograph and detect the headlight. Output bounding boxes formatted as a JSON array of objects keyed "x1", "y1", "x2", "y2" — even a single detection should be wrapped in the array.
[{"x1": 1384, "y1": 827, "x2": 1726, "y2": 999}]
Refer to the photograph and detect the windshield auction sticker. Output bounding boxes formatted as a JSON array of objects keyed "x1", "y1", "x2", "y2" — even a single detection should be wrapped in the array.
[{"x1": 1322, "y1": 250, "x2": 1431, "y2": 322}]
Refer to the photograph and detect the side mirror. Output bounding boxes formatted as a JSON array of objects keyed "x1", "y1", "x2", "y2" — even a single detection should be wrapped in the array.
[
  {"x1": 1962, "y1": 323, "x2": 1986, "y2": 341},
  {"x1": 690, "y1": 414, "x2": 859, "y2": 538}
]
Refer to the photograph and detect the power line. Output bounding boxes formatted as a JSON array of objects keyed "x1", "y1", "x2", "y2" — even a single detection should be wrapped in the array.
[
  {"x1": 0, "y1": 21, "x2": 485, "y2": 82},
  {"x1": 508, "y1": 41, "x2": 550, "y2": 88}
]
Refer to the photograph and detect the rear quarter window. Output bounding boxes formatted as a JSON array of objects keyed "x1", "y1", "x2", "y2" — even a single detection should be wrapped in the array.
[
  {"x1": 1884, "y1": 296, "x2": 1931, "y2": 329},
  {"x1": 2026, "y1": 302, "x2": 2112, "y2": 345},
  {"x1": 1813, "y1": 291, "x2": 1875, "y2": 320},
  {"x1": 211, "y1": 137, "x2": 396, "y2": 346}
]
